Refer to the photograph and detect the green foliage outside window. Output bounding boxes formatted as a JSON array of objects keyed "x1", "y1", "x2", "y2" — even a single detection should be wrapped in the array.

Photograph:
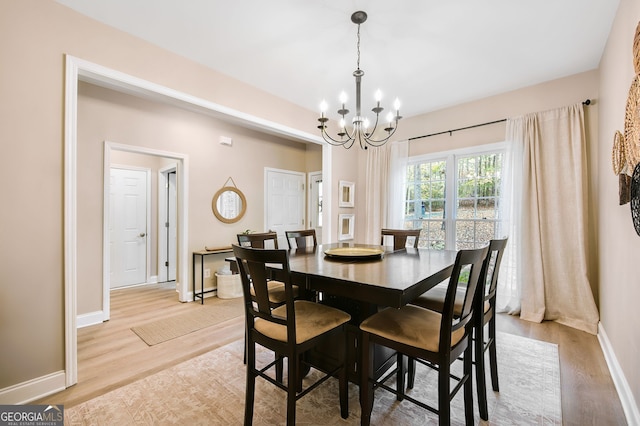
[{"x1": 405, "y1": 152, "x2": 503, "y2": 250}]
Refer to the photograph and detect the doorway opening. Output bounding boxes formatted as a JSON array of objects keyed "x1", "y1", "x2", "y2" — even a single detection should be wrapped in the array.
[
  {"x1": 158, "y1": 166, "x2": 177, "y2": 285},
  {"x1": 308, "y1": 171, "x2": 323, "y2": 244},
  {"x1": 102, "y1": 142, "x2": 188, "y2": 322}
]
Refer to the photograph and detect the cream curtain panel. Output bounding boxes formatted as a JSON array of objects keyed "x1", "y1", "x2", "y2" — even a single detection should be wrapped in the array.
[
  {"x1": 364, "y1": 140, "x2": 408, "y2": 244},
  {"x1": 503, "y1": 103, "x2": 599, "y2": 334},
  {"x1": 364, "y1": 143, "x2": 392, "y2": 244}
]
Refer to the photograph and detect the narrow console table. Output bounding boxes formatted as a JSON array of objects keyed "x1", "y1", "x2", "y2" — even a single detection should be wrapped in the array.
[{"x1": 192, "y1": 247, "x2": 233, "y2": 304}]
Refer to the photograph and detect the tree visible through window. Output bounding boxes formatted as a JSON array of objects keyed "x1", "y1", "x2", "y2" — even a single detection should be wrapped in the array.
[
  {"x1": 405, "y1": 160, "x2": 447, "y2": 249},
  {"x1": 456, "y1": 153, "x2": 502, "y2": 249},
  {"x1": 404, "y1": 147, "x2": 504, "y2": 250}
]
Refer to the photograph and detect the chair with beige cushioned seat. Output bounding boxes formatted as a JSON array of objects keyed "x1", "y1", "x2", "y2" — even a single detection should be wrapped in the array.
[
  {"x1": 233, "y1": 244, "x2": 351, "y2": 426},
  {"x1": 409, "y1": 238, "x2": 508, "y2": 421},
  {"x1": 237, "y1": 232, "x2": 300, "y2": 379},
  {"x1": 380, "y1": 228, "x2": 421, "y2": 250},
  {"x1": 359, "y1": 246, "x2": 488, "y2": 426}
]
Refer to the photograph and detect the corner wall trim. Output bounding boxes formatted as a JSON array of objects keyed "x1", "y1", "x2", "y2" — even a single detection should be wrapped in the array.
[
  {"x1": 0, "y1": 371, "x2": 65, "y2": 405},
  {"x1": 76, "y1": 310, "x2": 104, "y2": 329},
  {"x1": 598, "y1": 322, "x2": 640, "y2": 425}
]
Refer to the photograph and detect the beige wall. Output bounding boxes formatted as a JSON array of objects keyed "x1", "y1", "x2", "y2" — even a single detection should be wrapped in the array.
[
  {"x1": 0, "y1": 0, "x2": 320, "y2": 391},
  {"x1": 598, "y1": 0, "x2": 640, "y2": 410}
]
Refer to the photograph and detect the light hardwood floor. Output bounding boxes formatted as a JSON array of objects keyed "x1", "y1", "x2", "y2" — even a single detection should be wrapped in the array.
[{"x1": 37, "y1": 282, "x2": 628, "y2": 425}]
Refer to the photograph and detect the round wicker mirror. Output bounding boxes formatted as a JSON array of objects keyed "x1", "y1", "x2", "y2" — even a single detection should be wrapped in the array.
[{"x1": 212, "y1": 186, "x2": 246, "y2": 224}]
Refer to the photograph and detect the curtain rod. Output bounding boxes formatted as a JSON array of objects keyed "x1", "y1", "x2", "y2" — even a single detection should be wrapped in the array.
[{"x1": 408, "y1": 99, "x2": 591, "y2": 141}]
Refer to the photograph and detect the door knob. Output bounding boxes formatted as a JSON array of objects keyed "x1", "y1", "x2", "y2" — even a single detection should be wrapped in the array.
[{"x1": 139, "y1": 233, "x2": 146, "y2": 237}]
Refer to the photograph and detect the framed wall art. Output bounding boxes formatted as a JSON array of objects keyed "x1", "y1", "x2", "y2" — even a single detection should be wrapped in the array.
[
  {"x1": 338, "y1": 213, "x2": 355, "y2": 240},
  {"x1": 338, "y1": 180, "x2": 355, "y2": 208}
]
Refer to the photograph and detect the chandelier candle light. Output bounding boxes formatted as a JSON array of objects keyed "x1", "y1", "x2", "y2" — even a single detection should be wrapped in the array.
[{"x1": 318, "y1": 11, "x2": 402, "y2": 149}]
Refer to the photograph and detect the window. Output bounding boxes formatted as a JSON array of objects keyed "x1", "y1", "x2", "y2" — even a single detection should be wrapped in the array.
[{"x1": 404, "y1": 144, "x2": 505, "y2": 250}]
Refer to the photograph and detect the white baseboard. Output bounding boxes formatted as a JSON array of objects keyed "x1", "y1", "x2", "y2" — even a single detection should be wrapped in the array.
[
  {"x1": 77, "y1": 310, "x2": 105, "y2": 328},
  {"x1": 0, "y1": 371, "x2": 65, "y2": 405},
  {"x1": 598, "y1": 322, "x2": 640, "y2": 425}
]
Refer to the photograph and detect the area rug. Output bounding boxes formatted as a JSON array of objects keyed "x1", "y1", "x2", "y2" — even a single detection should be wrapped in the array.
[
  {"x1": 65, "y1": 332, "x2": 560, "y2": 425},
  {"x1": 130, "y1": 297, "x2": 244, "y2": 346}
]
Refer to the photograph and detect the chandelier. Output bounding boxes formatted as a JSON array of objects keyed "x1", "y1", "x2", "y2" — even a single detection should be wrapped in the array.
[{"x1": 318, "y1": 11, "x2": 402, "y2": 149}]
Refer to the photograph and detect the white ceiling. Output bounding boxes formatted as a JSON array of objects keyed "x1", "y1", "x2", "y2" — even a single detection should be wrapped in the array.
[{"x1": 55, "y1": 0, "x2": 618, "y2": 119}]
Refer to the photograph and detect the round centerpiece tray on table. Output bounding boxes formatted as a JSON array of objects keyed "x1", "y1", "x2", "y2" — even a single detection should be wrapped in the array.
[{"x1": 323, "y1": 246, "x2": 384, "y2": 260}]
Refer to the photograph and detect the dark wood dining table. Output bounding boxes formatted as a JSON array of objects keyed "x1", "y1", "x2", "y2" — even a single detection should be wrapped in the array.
[
  {"x1": 287, "y1": 242, "x2": 457, "y2": 308},
  {"x1": 229, "y1": 242, "x2": 458, "y2": 384}
]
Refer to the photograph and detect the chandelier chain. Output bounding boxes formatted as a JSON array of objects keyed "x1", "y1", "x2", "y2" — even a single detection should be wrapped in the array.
[{"x1": 356, "y1": 24, "x2": 361, "y2": 70}]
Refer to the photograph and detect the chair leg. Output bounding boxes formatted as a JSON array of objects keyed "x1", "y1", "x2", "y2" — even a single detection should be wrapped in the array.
[
  {"x1": 464, "y1": 343, "x2": 474, "y2": 426},
  {"x1": 407, "y1": 357, "x2": 416, "y2": 389},
  {"x1": 286, "y1": 351, "x2": 297, "y2": 426},
  {"x1": 359, "y1": 332, "x2": 374, "y2": 426},
  {"x1": 276, "y1": 354, "x2": 284, "y2": 384},
  {"x1": 339, "y1": 329, "x2": 349, "y2": 419},
  {"x1": 243, "y1": 327, "x2": 247, "y2": 365},
  {"x1": 396, "y1": 353, "x2": 405, "y2": 401},
  {"x1": 438, "y1": 359, "x2": 451, "y2": 426},
  {"x1": 245, "y1": 341, "x2": 256, "y2": 426},
  {"x1": 475, "y1": 324, "x2": 489, "y2": 420},
  {"x1": 488, "y1": 316, "x2": 499, "y2": 391}
]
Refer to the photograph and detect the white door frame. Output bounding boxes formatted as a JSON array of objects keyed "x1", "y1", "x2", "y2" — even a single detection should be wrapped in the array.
[
  {"x1": 103, "y1": 141, "x2": 189, "y2": 320},
  {"x1": 64, "y1": 55, "x2": 325, "y2": 388},
  {"x1": 307, "y1": 171, "x2": 322, "y2": 244},
  {"x1": 158, "y1": 164, "x2": 178, "y2": 284}
]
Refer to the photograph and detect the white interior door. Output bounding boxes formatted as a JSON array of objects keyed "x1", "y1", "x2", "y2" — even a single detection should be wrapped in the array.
[
  {"x1": 266, "y1": 168, "x2": 305, "y2": 247},
  {"x1": 167, "y1": 171, "x2": 177, "y2": 281},
  {"x1": 110, "y1": 167, "x2": 148, "y2": 288},
  {"x1": 308, "y1": 171, "x2": 323, "y2": 244},
  {"x1": 157, "y1": 166, "x2": 177, "y2": 284}
]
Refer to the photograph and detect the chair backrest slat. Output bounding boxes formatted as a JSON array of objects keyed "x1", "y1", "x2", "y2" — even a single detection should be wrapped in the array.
[
  {"x1": 442, "y1": 246, "x2": 488, "y2": 346},
  {"x1": 285, "y1": 229, "x2": 317, "y2": 249},
  {"x1": 233, "y1": 245, "x2": 292, "y2": 326},
  {"x1": 381, "y1": 228, "x2": 421, "y2": 250},
  {"x1": 475, "y1": 237, "x2": 508, "y2": 322},
  {"x1": 237, "y1": 232, "x2": 279, "y2": 249},
  {"x1": 482, "y1": 238, "x2": 508, "y2": 301}
]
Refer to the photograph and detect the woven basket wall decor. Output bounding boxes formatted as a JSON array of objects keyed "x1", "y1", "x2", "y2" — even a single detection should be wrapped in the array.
[
  {"x1": 634, "y1": 21, "x2": 640, "y2": 74},
  {"x1": 612, "y1": 130, "x2": 626, "y2": 175},
  {"x1": 624, "y1": 76, "x2": 640, "y2": 170}
]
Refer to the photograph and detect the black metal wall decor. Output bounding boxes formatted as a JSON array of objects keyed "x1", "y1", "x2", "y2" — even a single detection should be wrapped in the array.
[{"x1": 630, "y1": 163, "x2": 640, "y2": 236}]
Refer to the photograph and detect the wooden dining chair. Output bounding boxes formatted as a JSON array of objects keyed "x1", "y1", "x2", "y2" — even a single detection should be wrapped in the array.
[
  {"x1": 236, "y1": 231, "x2": 293, "y2": 377},
  {"x1": 285, "y1": 229, "x2": 317, "y2": 249},
  {"x1": 233, "y1": 244, "x2": 351, "y2": 426},
  {"x1": 380, "y1": 228, "x2": 421, "y2": 250},
  {"x1": 408, "y1": 238, "x2": 508, "y2": 421},
  {"x1": 359, "y1": 246, "x2": 488, "y2": 426}
]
